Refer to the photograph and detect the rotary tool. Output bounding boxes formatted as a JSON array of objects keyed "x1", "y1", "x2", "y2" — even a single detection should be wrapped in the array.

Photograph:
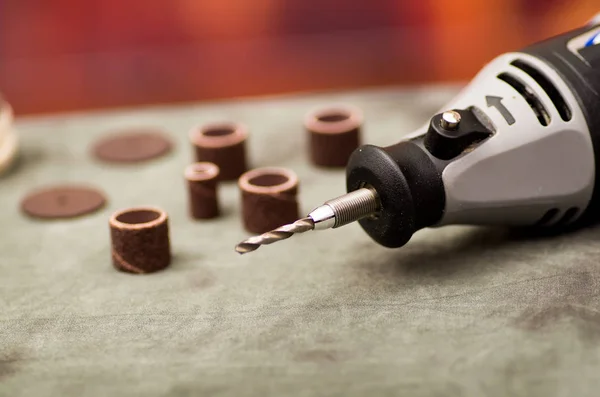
[{"x1": 236, "y1": 19, "x2": 600, "y2": 254}]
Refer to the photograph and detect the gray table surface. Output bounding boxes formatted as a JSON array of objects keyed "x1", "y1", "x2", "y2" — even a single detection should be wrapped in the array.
[{"x1": 2, "y1": 86, "x2": 600, "y2": 397}]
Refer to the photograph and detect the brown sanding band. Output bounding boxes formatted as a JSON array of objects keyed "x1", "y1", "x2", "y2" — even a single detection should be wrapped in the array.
[
  {"x1": 305, "y1": 106, "x2": 363, "y2": 168},
  {"x1": 238, "y1": 168, "x2": 300, "y2": 234},
  {"x1": 185, "y1": 162, "x2": 220, "y2": 219},
  {"x1": 0, "y1": 128, "x2": 18, "y2": 176},
  {"x1": 0, "y1": 97, "x2": 13, "y2": 139},
  {"x1": 189, "y1": 123, "x2": 248, "y2": 181},
  {"x1": 21, "y1": 185, "x2": 106, "y2": 219},
  {"x1": 0, "y1": 98, "x2": 18, "y2": 175},
  {"x1": 93, "y1": 130, "x2": 172, "y2": 163},
  {"x1": 109, "y1": 207, "x2": 171, "y2": 274}
]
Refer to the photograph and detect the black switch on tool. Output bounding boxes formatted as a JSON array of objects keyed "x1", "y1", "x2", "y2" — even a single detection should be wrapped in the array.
[{"x1": 424, "y1": 109, "x2": 492, "y2": 160}]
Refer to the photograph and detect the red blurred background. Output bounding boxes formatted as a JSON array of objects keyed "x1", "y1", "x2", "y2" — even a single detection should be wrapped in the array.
[{"x1": 0, "y1": 0, "x2": 597, "y2": 115}]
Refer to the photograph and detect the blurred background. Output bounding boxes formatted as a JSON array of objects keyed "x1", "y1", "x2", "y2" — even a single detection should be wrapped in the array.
[{"x1": 0, "y1": 0, "x2": 597, "y2": 115}]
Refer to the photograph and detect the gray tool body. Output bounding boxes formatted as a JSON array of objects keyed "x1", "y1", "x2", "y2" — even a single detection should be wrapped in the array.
[
  {"x1": 345, "y1": 22, "x2": 600, "y2": 248},
  {"x1": 236, "y1": 21, "x2": 600, "y2": 254},
  {"x1": 408, "y1": 52, "x2": 593, "y2": 228}
]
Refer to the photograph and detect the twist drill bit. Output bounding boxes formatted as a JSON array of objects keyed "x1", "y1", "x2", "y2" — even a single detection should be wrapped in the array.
[
  {"x1": 235, "y1": 188, "x2": 379, "y2": 254},
  {"x1": 235, "y1": 217, "x2": 315, "y2": 254}
]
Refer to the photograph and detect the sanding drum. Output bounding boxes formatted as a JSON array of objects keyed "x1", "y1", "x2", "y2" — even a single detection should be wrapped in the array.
[
  {"x1": 109, "y1": 207, "x2": 171, "y2": 274},
  {"x1": 189, "y1": 122, "x2": 248, "y2": 181},
  {"x1": 304, "y1": 105, "x2": 362, "y2": 167},
  {"x1": 0, "y1": 96, "x2": 19, "y2": 175},
  {"x1": 185, "y1": 162, "x2": 220, "y2": 220},
  {"x1": 238, "y1": 167, "x2": 300, "y2": 234}
]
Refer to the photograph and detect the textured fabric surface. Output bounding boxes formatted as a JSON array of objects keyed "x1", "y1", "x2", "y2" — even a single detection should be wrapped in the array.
[{"x1": 2, "y1": 86, "x2": 600, "y2": 397}]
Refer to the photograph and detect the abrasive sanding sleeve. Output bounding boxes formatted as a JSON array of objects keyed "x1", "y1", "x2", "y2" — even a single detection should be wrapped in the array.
[
  {"x1": 238, "y1": 167, "x2": 300, "y2": 234},
  {"x1": 109, "y1": 207, "x2": 171, "y2": 274},
  {"x1": 304, "y1": 105, "x2": 363, "y2": 168}
]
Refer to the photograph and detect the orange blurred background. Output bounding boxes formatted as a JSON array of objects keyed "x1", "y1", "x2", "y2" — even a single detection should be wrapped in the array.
[{"x1": 0, "y1": 0, "x2": 597, "y2": 115}]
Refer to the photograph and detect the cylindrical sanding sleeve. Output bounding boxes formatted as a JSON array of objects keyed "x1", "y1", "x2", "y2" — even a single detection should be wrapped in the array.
[
  {"x1": 238, "y1": 167, "x2": 300, "y2": 234},
  {"x1": 304, "y1": 105, "x2": 363, "y2": 168},
  {"x1": 0, "y1": 96, "x2": 19, "y2": 176},
  {"x1": 189, "y1": 122, "x2": 248, "y2": 181},
  {"x1": 185, "y1": 162, "x2": 220, "y2": 220},
  {"x1": 109, "y1": 207, "x2": 171, "y2": 274}
]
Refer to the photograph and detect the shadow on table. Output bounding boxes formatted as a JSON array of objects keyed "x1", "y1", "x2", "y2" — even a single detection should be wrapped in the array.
[{"x1": 357, "y1": 223, "x2": 600, "y2": 282}]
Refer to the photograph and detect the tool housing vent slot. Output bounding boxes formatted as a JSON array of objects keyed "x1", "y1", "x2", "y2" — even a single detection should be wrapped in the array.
[
  {"x1": 554, "y1": 207, "x2": 579, "y2": 227},
  {"x1": 510, "y1": 59, "x2": 572, "y2": 122},
  {"x1": 534, "y1": 208, "x2": 559, "y2": 226},
  {"x1": 497, "y1": 72, "x2": 550, "y2": 126}
]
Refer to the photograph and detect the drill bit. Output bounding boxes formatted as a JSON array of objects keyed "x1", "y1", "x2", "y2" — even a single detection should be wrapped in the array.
[
  {"x1": 234, "y1": 217, "x2": 315, "y2": 254},
  {"x1": 235, "y1": 187, "x2": 379, "y2": 254}
]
